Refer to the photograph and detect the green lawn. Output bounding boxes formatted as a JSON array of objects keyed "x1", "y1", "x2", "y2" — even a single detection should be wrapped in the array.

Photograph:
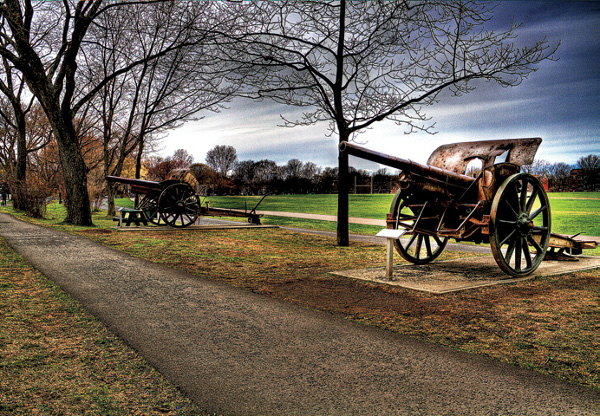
[
  {"x1": 114, "y1": 192, "x2": 600, "y2": 237},
  {"x1": 547, "y1": 194, "x2": 600, "y2": 237},
  {"x1": 114, "y1": 197, "x2": 135, "y2": 209},
  {"x1": 204, "y1": 192, "x2": 600, "y2": 237},
  {"x1": 205, "y1": 194, "x2": 394, "y2": 219}
]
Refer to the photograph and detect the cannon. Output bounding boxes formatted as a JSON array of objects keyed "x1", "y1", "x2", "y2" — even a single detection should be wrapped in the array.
[
  {"x1": 106, "y1": 175, "x2": 264, "y2": 228},
  {"x1": 340, "y1": 138, "x2": 597, "y2": 277}
]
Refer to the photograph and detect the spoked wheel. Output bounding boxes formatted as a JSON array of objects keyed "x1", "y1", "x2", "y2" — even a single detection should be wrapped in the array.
[
  {"x1": 490, "y1": 173, "x2": 551, "y2": 277},
  {"x1": 389, "y1": 189, "x2": 448, "y2": 264},
  {"x1": 158, "y1": 183, "x2": 200, "y2": 228},
  {"x1": 138, "y1": 194, "x2": 163, "y2": 225}
]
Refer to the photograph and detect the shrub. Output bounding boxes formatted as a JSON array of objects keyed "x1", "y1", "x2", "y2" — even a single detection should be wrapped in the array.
[{"x1": 10, "y1": 180, "x2": 51, "y2": 218}]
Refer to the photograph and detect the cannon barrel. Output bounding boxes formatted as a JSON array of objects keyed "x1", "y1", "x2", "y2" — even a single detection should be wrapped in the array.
[
  {"x1": 339, "y1": 141, "x2": 475, "y2": 188},
  {"x1": 106, "y1": 175, "x2": 163, "y2": 191}
]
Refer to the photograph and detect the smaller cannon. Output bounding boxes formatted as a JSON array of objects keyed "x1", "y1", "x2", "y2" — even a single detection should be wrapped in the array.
[
  {"x1": 340, "y1": 138, "x2": 596, "y2": 277},
  {"x1": 106, "y1": 175, "x2": 264, "y2": 228}
]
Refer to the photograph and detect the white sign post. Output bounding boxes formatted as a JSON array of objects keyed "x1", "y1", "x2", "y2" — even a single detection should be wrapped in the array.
[{"x1": 375, "y1": 229, "x2": 407, "y2": 280}]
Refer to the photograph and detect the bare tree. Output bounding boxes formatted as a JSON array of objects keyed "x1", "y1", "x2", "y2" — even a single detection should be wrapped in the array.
[
  {"x1": 302, "y1": 161, "x2": 320, "y2": 181},
  {"x1": 283, "y1": 158, "x2": 304, "y2": 180},
  {"x1": 0, "y1": 1, "x2": 237, "y2": 224},
  {"x1": 0, "y1": 53, "x2": 32, "y2": 181},
  {"x1": 0, "y1": 97, "x2": 52, "y2": 182},
  {"x1": 577, "y1": 155, "x2": 600, "y2": 171},
  {"x1": 281, "y1": 158, "x2": 321, "y2": 193},
  {"x1": 0, "y1": 97, "x2": 17, "y2": 178},
  {"x1": 189, "y1": 163, "x2": 215, "y2": 185},
  {"x1": 252, "y1": 159, "x2": 279, "y2": 188},
  {"x1": 206, "y1": 145, "x2": 238, "y2": 177},
  {"x1": 0, "y1": 1, "x2": 110, "y2": 224},
  {"x1": 217, "y1": 0, "x2": 558, "y2": 245},
  {"x1": 576, "y1": 154, "x2": 599, "y2": 191},
  {"x1": 82, "y1": 3, "x2": 238, "y2": 216},
  {"x1": 232, "y1": 159, "x2": 256, "y2": 191},
  {"x1": 522, "y1": 159, "x2": 552, "y2": 178},
  {"x1": 118, "y1": 3, "x2": 238, "y2": 181},
  {"x1": 548, "y1": 162, "x2": 571, "y2": 191},
  {"x1": 27, "y1": 139, "x2": 62, "y2": 196},
  {"x1": 172, "y1": 149, "x2": 194, "y2": 169}
]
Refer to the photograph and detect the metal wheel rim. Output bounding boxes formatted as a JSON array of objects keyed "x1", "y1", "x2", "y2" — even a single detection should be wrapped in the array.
[
  {"x1": 158, "y1": 184, "x2": 200, "y2": 228},
  {"x1": 138, "y1": 195, "x2": 163, "y2": 225},
  {"x1": 390, "y1": 190, "x2": 447, "y2": 264},
  {"x1": 490, "y1": 173, "x2": 551, "y2": 277}
]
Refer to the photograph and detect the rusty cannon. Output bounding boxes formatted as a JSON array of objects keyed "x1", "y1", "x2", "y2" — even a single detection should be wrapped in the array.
[
  {"x1": 106, "y1": 174, "x2": 264, "y2": 228},
  {"x1": 340, "y1": 138, "x2": 597, "y2": 277}
]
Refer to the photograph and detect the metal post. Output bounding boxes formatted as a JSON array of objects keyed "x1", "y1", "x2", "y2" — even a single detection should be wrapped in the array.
[
  {"x1": 376, "y1": 229, "x2": 406, "y2": 281},
  {"x1": 386, "y1": 239, "x2": 394, "y2": 280}
]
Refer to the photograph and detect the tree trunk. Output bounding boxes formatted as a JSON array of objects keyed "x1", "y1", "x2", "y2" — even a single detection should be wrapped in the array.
[
  {"x1": 335, "y1": 0, "x2": 349, "y2": 246},
  {"x1": 106, "y1": 184, "x2": 116, "y2": 217},
  {"x1": 105, "y1": 158, "x2": 116, "y2": 217},
  {"x1": 60, "y1": 146, "x2": 92, "y2": 225},
  {"x1": 51, "y1": 116, "x2": 93, "y2": 225},
  {"x1": 15, "y1": 108, "x2": 27, "y2": 182},
  {"x1": 15, "y1": 86, "x2": 92, "y2": 226},
  {"x1": 135, "y1": 135, "x2": 144, "y2": 180},
  {"x1": 337, "y1": 135, "x2": 350, "y2": 246},
  {"x1": 103, "y1": 145, "x2": 116, "y2": 217},
  {"x1": 134, "y1": 135, "x2": 145, "y2": 207}
]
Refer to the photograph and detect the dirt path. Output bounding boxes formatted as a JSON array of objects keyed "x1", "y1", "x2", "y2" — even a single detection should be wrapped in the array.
[{"x1": 1, "y1": 213, "x2": 598, "y2": 415}]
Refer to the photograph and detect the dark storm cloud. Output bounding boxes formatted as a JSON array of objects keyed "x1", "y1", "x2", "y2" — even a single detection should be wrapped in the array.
[{"x1": 163, "y1": 1, "x2": 598, "y2": 167}]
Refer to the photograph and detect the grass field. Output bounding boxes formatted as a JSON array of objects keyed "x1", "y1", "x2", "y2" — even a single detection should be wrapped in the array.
[
  {"x1": 548, "y1": 194, "x2": 600, "y2": 237},
  {"x1": 200, "y1": 192, "x2": 600, "y2": 237},
  {"x1": 1, "y1": 197, "x2": 599, "y2": 412}
]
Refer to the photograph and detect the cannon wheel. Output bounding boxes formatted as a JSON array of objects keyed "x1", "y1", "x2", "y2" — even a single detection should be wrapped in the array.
[
  {"x1": 138, "y1": 194, "x2": 164, "y2": 225},
  {"x1": 490, "y1": 173, "x2": 551, "y2": 277},
  {"x1": 389, "y1": 190, "x2": 448, "y2": 264},
  {"x1": 158, "y1": 183, "x2": 200, "y2": 228}
]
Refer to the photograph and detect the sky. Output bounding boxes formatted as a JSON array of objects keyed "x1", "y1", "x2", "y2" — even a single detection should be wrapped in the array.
[{"x1": 160, "y1": 1, "x2": 599, "y2": 172}]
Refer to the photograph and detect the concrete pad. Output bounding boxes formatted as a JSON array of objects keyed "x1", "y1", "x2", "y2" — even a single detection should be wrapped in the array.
[{"x1": 331, "y1": 256, "x2": 600, "y2": 294}]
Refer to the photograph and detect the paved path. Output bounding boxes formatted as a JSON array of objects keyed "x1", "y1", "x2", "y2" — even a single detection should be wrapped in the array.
[
  {"x1": 257, "y1": 210, "x2": 386, "y2": 226},
  {"x1": 1, "y1": 213, "x2": 598, "y2": 415}
]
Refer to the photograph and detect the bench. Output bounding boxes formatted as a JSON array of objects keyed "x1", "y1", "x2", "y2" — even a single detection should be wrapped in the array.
[{"x1": 113, "y1": 208, "x2": 148, "y2": 227}]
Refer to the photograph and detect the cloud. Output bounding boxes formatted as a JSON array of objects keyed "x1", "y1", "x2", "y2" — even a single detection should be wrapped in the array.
[{"x1": 161, "y1": 2, "x2": 599, "y2": 170}]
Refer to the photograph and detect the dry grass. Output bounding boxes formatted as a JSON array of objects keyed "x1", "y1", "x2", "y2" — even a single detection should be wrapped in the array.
[
  {"x1": 0, "y1": 236, "x2": 207, "y2": 415},
  {"x1": 77, "y1": 226, "x2": 600, "y2": 390},
  {"x1": 1, "y1": 202, "x2": 599, "y2": 407}
]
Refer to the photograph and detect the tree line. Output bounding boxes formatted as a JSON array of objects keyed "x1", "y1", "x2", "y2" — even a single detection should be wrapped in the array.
[
  {"x1": 523, "y1": 155, "x2": 600, "y2": 192},
  {"x1": 144, "y1": 145, "x2": 400, "y2": 196},
  {"x1": 0, "y1": 1, "x2": 559, "y2": 245},
  {"x1": 144, "y1": 145, "x2": 600, "y2": 196}
]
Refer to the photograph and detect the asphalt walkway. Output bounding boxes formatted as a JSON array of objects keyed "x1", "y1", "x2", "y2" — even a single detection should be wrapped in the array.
[
  {"x1": 257, "y1": 210, "x2": 386, "y2": 226},
  {"x1": 1, "y1": 213, "x2": 598, "y2": 415}
]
